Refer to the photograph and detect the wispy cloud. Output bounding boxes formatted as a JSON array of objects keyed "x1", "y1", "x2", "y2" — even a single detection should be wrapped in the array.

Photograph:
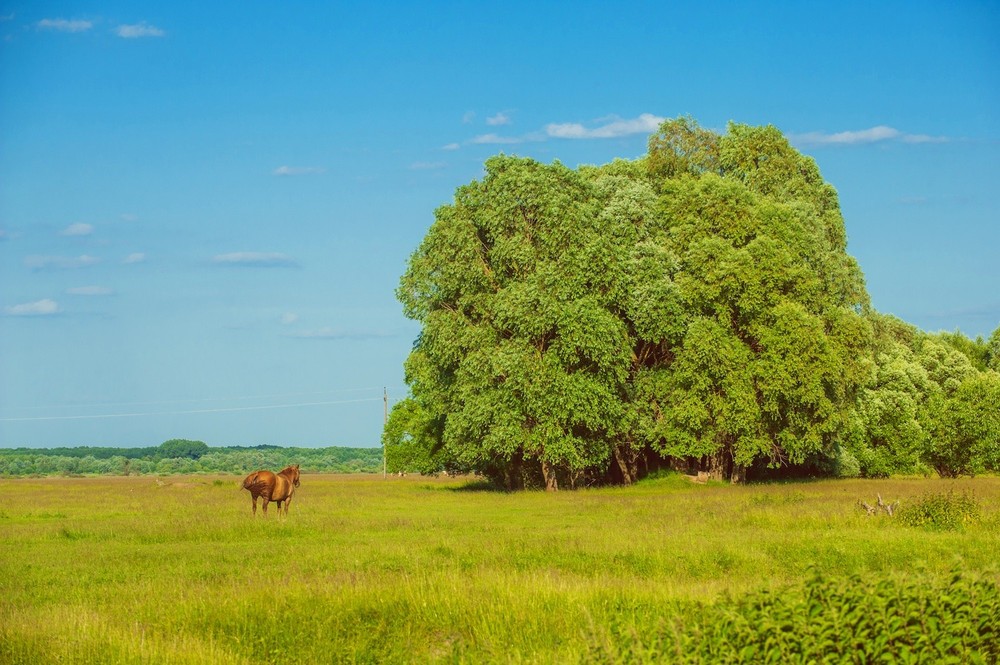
[
  {"x1": 5, "y1": 299, "x2": 60, "y2": 316},
  {"x1": 921, "y1": 302, "x2": 1000, "y2": 322},
  {"x1": 123, "y1": 252, "x2": 146, "y2": 264},
  {"x1": 486, "y1": 112, "x2": 511, "y2": 126},
  {"x1": 899, "y1": 133, "x2": 949, "y2": 144},
  {"x1": 115, "y1": 22, "x2": 164, "y2": 38},
  {"x1": 120, "y1": 213, "x2": 138, "y2": 222},
  {"x1": 409, "y1": 161, "x2": 447, "y2": 170},
  {"x1": 280, "y1": 312, "x2": 299, "y2": 325},
  {"x1": 211, "y1": 252, "x2": 298, "y2": 268},
  {"x1": 790, "y1": 125, "x2": 949, "y2": 147},
  {"x1": 546, "y1": 113, "x2": 664, "y2": 139},
  {"x1": 462, "y1": 111, "x2": 476, "y2": 124},
  {"x1": 273, "y1": 165, "x2": 326, "y2": 176},
  {"x1": 24, "y1": 255, "x2": 100, "y2": 270},
  {"x1": 471, "y1": 133, "x2": 527, "y2": 145},
  {"x1": 67, "y1": 286, "x2": 113, "y2": 296},
  {"x1": 285, "y1": 327, "x2": 391, "y2": 340},
  {"x1": 37, "y1": 18, "x2": 93, "y2": 33},
  {"x1": 461, "y1": 113, "x2": 664, "y2": 147},
  {"x1": 441, "y1": 143, "x2": 461, "y2": 151},
  {"x1": 61, "y1": 222, "x2": 94, "y2": 237}
]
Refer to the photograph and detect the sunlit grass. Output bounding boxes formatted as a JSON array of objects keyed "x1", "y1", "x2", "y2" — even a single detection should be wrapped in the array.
[{"x1": 1, "y1": 473, "x2": 998, "y2": 662}]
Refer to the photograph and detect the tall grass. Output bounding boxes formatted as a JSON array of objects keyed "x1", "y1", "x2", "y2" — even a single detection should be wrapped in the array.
[{"x1": 1, "y1": 474, "x2": 998, "y2": 663}]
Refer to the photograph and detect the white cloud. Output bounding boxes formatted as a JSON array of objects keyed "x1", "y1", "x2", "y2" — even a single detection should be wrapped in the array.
[
  {"x1": 5, "y1": 299, "x2": 60, "y2": 316},
  {"x1": 212, "y1": 252, "x2": 298, "y2": 267},
  {"x1": 462, "y1": 111, "x2": 476, "y2": 124},
  {"x1": 456, "y1": 112, "x2": 664, "y2": 148},
  {"x1": 486, "y1": 112, "x2": 511, "y2": 126},
  {"x1": 790, "y1": 126, "x2": 949, "y2": 147},
  {"x1": 37, "y1": 18, "x2": 92, "y2": 33},
  {"x1": 67, "y1": 286, "x2": 113, "y2": 296},
  {"x1": 115, "y1": 22, "x2": 164, "y2": 38},
  {"x1": 441, "y1": 143, "x2": 461, "y2": 151},
  {"x1": 900, "y1": 133, "x2": 949, "y2": 144},
  {"x1": 281, "y1": 312, "x2": 299, "y2": 325},
  {"x1": 409, "y1": 161, "x2": 447, "y2": 170},
  {"x1": 471, "y1": 133, "x2": 524, "y2": 145},
  {"x1": 120, "y1": 213, "x2": 138, "y2": 222},
  {"x1": 273, "y1": 165, "x2": 326, "y2": 176},
  {"x1": 24, "y1": 255, "x2": 100, "y2": 270},
  {"x1": 546, "y1": 113, "x2": 664, "y2": 139},
  {"x1": 123, "y1": 252, "x2": 146, "y2": 264},
  {"x1": 61, "y1": 222, "x2": 94, "y2": 237}
]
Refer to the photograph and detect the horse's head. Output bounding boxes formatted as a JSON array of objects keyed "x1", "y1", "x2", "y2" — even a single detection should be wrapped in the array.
[{"x1": 291, "y1": 464, "x2": 301, "y2": 487}]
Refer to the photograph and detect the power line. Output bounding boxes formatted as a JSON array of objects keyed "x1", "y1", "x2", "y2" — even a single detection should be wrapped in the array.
[
  {"x1": 0, "y1": 397, "x2": 384, "y2": 423},
  {"x1": 3, "y1": 386, "x2": 397, "y2": 412}
]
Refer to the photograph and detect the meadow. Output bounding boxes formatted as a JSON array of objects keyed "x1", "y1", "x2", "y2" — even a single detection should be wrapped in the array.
[{"x1": 1, "y1": 473, "x2": 998, "y2": 663}]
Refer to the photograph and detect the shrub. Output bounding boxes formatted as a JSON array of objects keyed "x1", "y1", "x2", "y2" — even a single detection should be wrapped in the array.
[
  {"x1": 586, "y1": 569, "x2": 1000, "y2": 663},
  {"x1": 897, "y1": 490, "x2": 982, "y2": 530},
  {"x1": 833, "y1": 448, "x2": 861, "y2": 478}
]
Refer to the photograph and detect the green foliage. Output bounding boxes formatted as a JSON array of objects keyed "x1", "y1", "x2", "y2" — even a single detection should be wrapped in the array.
[
  {"x1": 845, "y1": 314, "x2": 930, "y2": 477},
  {"x1": 845, "y1": 314, "x2": 1000, "y2": 480},
  {"x1": 588, "y1": 569, "x2": 1000, "y2": 663},
  {"x1": 935, "y1": 329, "x2": 991, "y2": 372},
  {"x1": 382, "y1": 397, "x2": 446, "y2": 475},
  {"x1": 157, "y1": 438, "x2": 210, "y2": 459},
  {"x1": 646, "y1": 114, "x2": 720, "y2": 179},
  {"x1": 923, "y1": 373, "x2": 1000, "y2": 477},
  {"x1": 988, "y1": 325, "x2": 1000, "y2": 372},
  {"x1": 831, "y1": 447, "x2": 861, "y2": 478},
  {"x1": 395, "y1": 118, "x2": 872, "y2": 486},
  {"x1": 898, "y1": 490, "x2": 983, "y2": 530}
]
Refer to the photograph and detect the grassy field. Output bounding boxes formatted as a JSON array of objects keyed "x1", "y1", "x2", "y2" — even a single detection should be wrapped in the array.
[{"x1": 1, "y1": 472, "x2": 998, "y2": 663}]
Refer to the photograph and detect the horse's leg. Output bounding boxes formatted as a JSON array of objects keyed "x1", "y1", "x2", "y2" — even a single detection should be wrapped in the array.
[
  {"x1": 262, "y1": 494, "x2": 270, "y2": 515},
  {"x1": 275, "y1": 500, "x2": 283, "y2": 516},
  {"x1": 251, "y1": 494, "x2": 258, "y2": 516},
  {"x1": 284, "y1": 496, "x2": 292, "y2": 516}
]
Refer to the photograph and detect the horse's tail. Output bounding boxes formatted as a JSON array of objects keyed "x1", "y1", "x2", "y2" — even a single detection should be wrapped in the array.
[{"x1": 242, "y1": 472, "x2": 258, "y2": 491}]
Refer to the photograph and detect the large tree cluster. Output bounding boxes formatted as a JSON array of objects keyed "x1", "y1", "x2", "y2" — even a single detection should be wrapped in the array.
[{"x1": 387, "y1": 118, "x2": 999, "y2": 487}]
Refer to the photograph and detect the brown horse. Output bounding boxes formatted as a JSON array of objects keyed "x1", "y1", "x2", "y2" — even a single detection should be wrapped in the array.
[{"x1": 241, "y1": 464, "x2": 300, "y2": 516}]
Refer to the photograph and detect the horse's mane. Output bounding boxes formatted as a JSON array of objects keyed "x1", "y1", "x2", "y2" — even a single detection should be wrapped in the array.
[{"x1": 278, "y1": 464, "x2": 299, "y2": 477}]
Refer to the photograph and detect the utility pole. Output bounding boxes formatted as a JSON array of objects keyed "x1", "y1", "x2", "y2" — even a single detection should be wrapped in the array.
[{"x1": 383, "y1": 387, "x2": 388, "y2": 479}]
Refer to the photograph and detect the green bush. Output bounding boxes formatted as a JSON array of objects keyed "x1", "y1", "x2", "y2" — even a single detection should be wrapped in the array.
[
  {"x1": 897, "y1": 490, "x2": 982, "y2": 530},
  {"x1": 587, "y1": 569, "x2": 1000, "y2": 663},
  {"x1": 833, "y1": 448, "x2": 861, "y2": 478}
]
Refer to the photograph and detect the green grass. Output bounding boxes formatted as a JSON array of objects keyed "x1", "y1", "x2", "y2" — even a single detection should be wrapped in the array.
[{"x1": 1, "y1": 473, "x2": 998, "y2": 663}]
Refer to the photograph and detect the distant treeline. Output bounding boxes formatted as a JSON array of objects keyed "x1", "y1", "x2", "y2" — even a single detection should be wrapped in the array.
[{"x1": 0, "y1": 439, "x2": 383, "y2": 477}]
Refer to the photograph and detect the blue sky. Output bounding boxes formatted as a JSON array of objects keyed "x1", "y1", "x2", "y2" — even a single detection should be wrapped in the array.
[{"x1": 1, "y1": 1, "x2": 998, "y2": 449}]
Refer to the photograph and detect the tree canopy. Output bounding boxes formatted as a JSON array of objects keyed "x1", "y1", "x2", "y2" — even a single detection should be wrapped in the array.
[{"x1": 387, "y1": 117, "x2": 999, "y2": 487}]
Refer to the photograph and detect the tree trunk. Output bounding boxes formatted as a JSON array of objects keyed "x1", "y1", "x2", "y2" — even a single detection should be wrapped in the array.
[
  {"x1": 705, "y1": 452, "x2": 726, "y2": 481},
  {"x1": 705, "y1": 448, "x2": 744, "y2": 483},
  {"x1": 613, "y1": 442, "x2": 641, "y2": 485},
  {"x1": 506, "y1": 449, "x2": 525, "y2": 491},
  {"x1": 730, "y1": 464, "x2": 747, "y2": 484},
  {"x1": 613, "y1": 445, "x2": 633, "y2": 485},
  {"x1": 541, "y1": 460, "x2": 558, "y2": 492}
]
